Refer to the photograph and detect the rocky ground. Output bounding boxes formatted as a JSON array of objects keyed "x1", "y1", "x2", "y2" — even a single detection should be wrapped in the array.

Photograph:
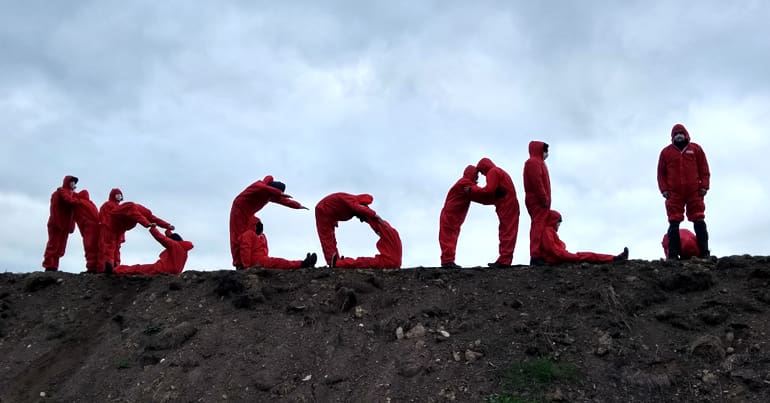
[{"x1": 2, "y1": 256, "x2": 770, "y2": 402}]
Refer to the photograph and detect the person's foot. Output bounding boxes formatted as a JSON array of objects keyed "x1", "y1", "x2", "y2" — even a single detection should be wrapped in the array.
[
  {"x1": 104, "y1": 262, "x2": 113, "y2": 274},
  {"x1": 300, "y1": 253, "x2": 313, "y2": 268},
  {"x1": 308, "y1": 253, "x2": 318, "y2": 268},
  {"x1": 441, "y1": 262, "x2": 461, "y2": 269},
  {"x1": 44, "y1": 267, "x2": 57, "y2": 272},
  {"x1": 235, "y1": 264, "x2": 244, "y2": 271},
  {"x1": 487, "y1": 261, "x2": 512, "y2": 269},
  {"x1": 614, "y1": 247, "x2": 629, "y2": 261},
  {"x1": 529, "y1": 257, "x2": 547, "y2": 266},
  {"x1": 330, "y1": 253, "x2": 338, "y2": 269}
]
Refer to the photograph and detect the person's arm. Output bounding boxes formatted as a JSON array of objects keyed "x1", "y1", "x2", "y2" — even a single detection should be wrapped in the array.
[
  {"x1": 149, "y1": 214, "x2": 172, "y2": 230},
  {"x1": 657, "y1": 150, "x2": 669, "y2": 197},
  {"x1": 352, "y1": 203, "x2": 379, "y2": 221},
  {"x1": 274, "y1": 195, "x2": 306, "y2": 209},
  {"x1": 149, "y1": 226, "x2": 172, "y2": 248},
  {"x1": 472, "y1": 170, "x2": 501, "y2": 199},
  {"x1": 542, "y1": 230, "x2": 580, "y2": 263},
  {"x1": 696, "y1": 146, "x2": 711, "y2": 192}
]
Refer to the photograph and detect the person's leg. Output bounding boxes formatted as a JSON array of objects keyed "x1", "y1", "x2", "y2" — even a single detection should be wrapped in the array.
[{"x1": 686, "y1": 191, "x2": 709, "y2": 258}]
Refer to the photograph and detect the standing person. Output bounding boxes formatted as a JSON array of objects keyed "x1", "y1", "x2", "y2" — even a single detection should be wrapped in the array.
[
  {"x1": 42, "y1": 175, "x2": 78, "y2": 271},
  {"x1": 229, "y1": 176, "x2": 308, "y2": 269},
  {"x1": 73, "y1": 190, "x2": 101, "y2": 272},
  {"x1": 114, "y1": 225, "x2": 193, "y2": 275},
  {"x1": 334, "y1": 219, "x2": 402, "y2": 269},
  {"x1": 438, "y1": 165, "x2": 489, "y2": 268},
  {"x1": 538, "y1": 210, "x2": 628, "y2": 265},
  {"x1": 662, "y1": 229, "x2": 701, "y2": 260},
  {"x1": 471, "y1": 158, "x2": 520, "y2": 268},
  {"x1": 98, "y1": 188, "x2": 123, "y2": 272},
  {"x1": 315, "y1": 192, "x2": 379, "y2": 266},
  {"x1": 523, "y1": 141, "x2": 551, "y2": 266},
  {"x1": 238, "y1": 216, "x2": 317, "y2": 269},
  {"x1": 657, "y1": 123, "x2": 711, "y2": 260}
]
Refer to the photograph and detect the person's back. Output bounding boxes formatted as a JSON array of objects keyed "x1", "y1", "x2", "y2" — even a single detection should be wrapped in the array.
[
  {"x1": 662, "y1": 229, "x2": 700, "y2": 259},
  {"x1": 115, "y1": 227, "x2": 193, "y2": 275},
  {"x1": 473, "y1": 158, "x2": 520, "y2": 268}
]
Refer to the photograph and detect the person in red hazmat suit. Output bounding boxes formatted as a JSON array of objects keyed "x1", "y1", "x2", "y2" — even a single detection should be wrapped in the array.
[
  {"x1": 523, "y1": 141, "x2": 551, "y2": 266},
  {"x1": 238, "y1": 216, "x2": 317, "y2": 269},
  {"x1": 657, "y1": 123, "x2": 711, "y2": 260},
  {"x1": 101, "y1": 200, "x2": 174, "y2": 273},
  {"x1": 470, "y1": 158, "x2": 520, "y2": 268},
  {"x1": 539, "y1": 210, "x2": 629, "y2": 265},
  {"x1": 438, "y1": 165, "x2": 491, "y2": 268},
  {"x1": 98, "y1": 188, "x2": 124, "y2": 272},
  {"x1": 315, "y1": 192, "x2": 380, "y2": 266},
  {"x1": 42, "y1": 175, "x2": 78, "y2": 271},
  {"x1": 114, "y1": 224, "x2": 193, "y2": 275},
  {"x1": 333, "y1": 218, "x2": 402, "y2": 269},
  {"x1": 662, "y1": 229, "x2": 701, "y2": 260},
  {"x1": 229, "y1": 176, "x2": 308, "y2": 269},
  {"x1": 73, "y1": 190, "x2": 101, "y2": 272}
]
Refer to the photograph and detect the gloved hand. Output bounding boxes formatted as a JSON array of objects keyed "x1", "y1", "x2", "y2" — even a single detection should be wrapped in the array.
[
  {"x1": 661, "y1": 191, "x2": 670, "y2": 199},
  {"x1": 494, "y1": 187, "x2": 507, "y2": 198},
  {"x1": 699, "y1": 188, "x2": 708, "y2": 196}
]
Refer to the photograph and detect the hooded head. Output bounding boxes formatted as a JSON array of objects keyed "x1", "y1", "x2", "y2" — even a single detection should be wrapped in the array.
[
  {"x1": 528, "y1": 141, "x2": 549, "y2": 160},
  {"x1": 267, "y1": 181, "x2": 286, "y2": 192},
  {"x1": 169, "y1": 233, "x2": 183, "y2": 241},
  {"x1": 109, "y1": 188, "x2": 123, "y2": 202},
  {"x1": 62, "y1": 175, "x2": 78, "y2": 190},
  {"x1": 262, "y1": 175, "x2": 274, "y2": 183},
  {"x1": 462, "y1": 165, "x2": 479, "y2": 183},
  {"x1": 357, "y1": 194, "x2": 374, "y2": 205},
  {"x1": 78, "y1": 189, "x2": 91, "y2": 200},
  {"x1": 670, "y1": 123, "x2": 691, "y2": 149},
  {"x1": 546, "y1": 210, "x2": 563, "y2": 229},
  {"x1": 476, "y1": 158, "x2": 495, "y2": 175}
]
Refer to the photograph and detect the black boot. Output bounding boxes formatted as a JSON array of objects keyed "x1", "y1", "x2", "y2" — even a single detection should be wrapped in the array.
[
  {"x1": 104, "y1": 261, "x2": 113, "y2": 274},
  {"x1": 667, "y1": 221, "x2": 681, "y2": 260},
  {"x1": 613, "y1": 247, "x2": 629, "y2": 262},
  {"x1": 693, "y1": 220, "x2": 710, "y2": 258},
  {"x1": 300, "y1": 253, "x2": 312, "y2": 268}
]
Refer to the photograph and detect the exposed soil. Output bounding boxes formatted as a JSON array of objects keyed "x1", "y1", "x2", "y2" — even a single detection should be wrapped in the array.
[{"x1": 2, "y1": 256, "x2": 770, "y2": 402}]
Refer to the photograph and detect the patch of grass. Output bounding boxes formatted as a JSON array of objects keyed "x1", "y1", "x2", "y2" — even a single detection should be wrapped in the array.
[
  {"x1": 486, "y1": 393, "x2": 538, "y2": 403},
  {"x1": 114, "y1": 358, "x2": 131, "y2": 369},
  {"x1": 504, "y1": 357, "x2": 578, "y2": 389},
  {"x1": 487, "y1": 357, "x2": 579, "y2": 403}
]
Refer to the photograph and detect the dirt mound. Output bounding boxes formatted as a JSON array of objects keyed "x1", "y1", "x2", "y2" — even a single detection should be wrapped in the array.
[{"x1": 2, "y1": 257, "x2": 770, "y2": 402}]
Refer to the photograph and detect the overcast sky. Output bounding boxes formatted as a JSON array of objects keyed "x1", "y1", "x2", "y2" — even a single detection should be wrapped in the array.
[{"x1": 1, "y1": 1, "x2": 768, "y2": 273}]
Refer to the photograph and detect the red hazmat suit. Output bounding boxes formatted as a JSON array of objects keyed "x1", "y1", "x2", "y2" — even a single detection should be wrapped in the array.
[
  {"x1": 662, "y1": 229, "x2": 700, "y2": 259},
  {"x1": 539, "y1": 210, "x2": 615, "y2": 265},
  {"x1": 523, "y1": 141, "x2": 551, "y2": 260},
  {"x1": 98, "y1": 189, "x2": 123, "y2": 272},
  {"x1": 100, "y1": 200, "x2": 172, "y2": 272},
  {"x1": 42, "y1": 175, "x2": 78, "y2": 270},
  {"x1": 238, "y1": 218, "x2": 303, "y2": 270},
  {"x1": 335, "y1": 219, "x2": 402, "y2": 269},
  {"x1": 229, "y1": 176, "x2": 303, "y2": 268},
  {"x1": 73, "y1": 190, "x2": 101, "y2": 271},
  {"x1": 114, "y1": 227, "x2": 193, "y2": 275},
  {"x1": 438, "y1": 165, "x2": 488, "y2": 265},
  {"x1": 657, "y1": 124, "x2": 710, "y2": 222},
  {"x1": 315, "y1": 192, "x2": 379, "y2": 265},
  {"x1": 471, "y1": 158, "x2": 520, "y2": 266}
]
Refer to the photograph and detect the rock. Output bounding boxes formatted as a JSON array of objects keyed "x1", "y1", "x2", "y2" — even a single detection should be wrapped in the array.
[
  {"x1": 438, "y1": 388, "x2": 456, "y2": 400},
  {"x1": 405, "y1": 323, "x2": 426, "y2": 339},
  {"x1": 595, "y1": 331, "x2": 612, "y2": 356},
  {"x1": 726, "y1": 332, "x2": 735, "y2": 342},
  {"x1": 545, "y1": 388, "x2": 566, "y2": 401},
  {"x1": 395, "y1": 327, "x2": 404, "y2": 340},
  {"x1": 702, "y1": 371, "x2": 718, "y2": 384},
  {"x1": 464, "y1": 349, "x2": 483, "y2": 362},
  {"x1": 727, "y1": 347, "x2": 735, "y2": 354},
  {"x1": 397, "y1": 359, "x2": 424, "y2": 377},
  {"x1": 146, "y1": 322, "x2": 197, "y2": 351},
  {"x1": 689, "y1": 335, "x2": 725, "y2": 360},
  {"x1": 354, "y1": 306, "x2": 367, "y2": 318},
  {"x1": 439, "y1": 330, "x2": 450, "y2": 338},
  {"x1": 453, "y1": 351, "x2": 461, "y2": 362},
  {"x1": 253, "y1": 371, "x2": 280, "y2": 391},
  {"x1": 335, "y1": 287, "x2": 357, "y2": 312},
  {"x1": 660, "y1": 271, "x2": 714, "y2": 293},
  {"x1": 24, "y1": 275, "x2": 58, "y2": 292}
]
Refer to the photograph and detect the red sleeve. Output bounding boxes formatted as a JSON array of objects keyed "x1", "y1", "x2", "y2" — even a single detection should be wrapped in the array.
[
  {"x1": 473, "y1": 169, "x2": 501, "y2": 199},
  {"x1": 696, "y1": 145, "x2": 710, "y2": 189},
  {"x1": 657, "y1": 149, "x2": 668, "y2": 193},
  {"x1": 351, "y1": 203, "x2": 378, "y2": 220},
  {"x1": 524, "y1": 160, "x2": 549, "y2": 203},
  {"x1": 149, "y1": 227, "x2": 173, "y2": 249},
  {"x1": 148, "y1": 214, "x2": 172, "y2": 229},
  {"x1": 59, "y1": 188, "x2": 77, "y2": 205},
  {"x1": 273, "y1": 195, "x2": 303, "y2": 209}
]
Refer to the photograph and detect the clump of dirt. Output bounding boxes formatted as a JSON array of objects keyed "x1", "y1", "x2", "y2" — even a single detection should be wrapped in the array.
[{"x1": 2, "y1": 257, "x2": 770, "y2": 402}]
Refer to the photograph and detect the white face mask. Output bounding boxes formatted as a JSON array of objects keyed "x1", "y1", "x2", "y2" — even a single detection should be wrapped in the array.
[
  {"x1": 673, "y1": 133, "x2": 686, "y2": 143},
  {"x1": 115, "y1": 194, "x2": 123, "y2": 202},
  {"x1": 69, "y1": 181, "x2": 77, "y2": 190},
  {"x1": 543, "y1": 151, "x2": 549, "y2": 160}
]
